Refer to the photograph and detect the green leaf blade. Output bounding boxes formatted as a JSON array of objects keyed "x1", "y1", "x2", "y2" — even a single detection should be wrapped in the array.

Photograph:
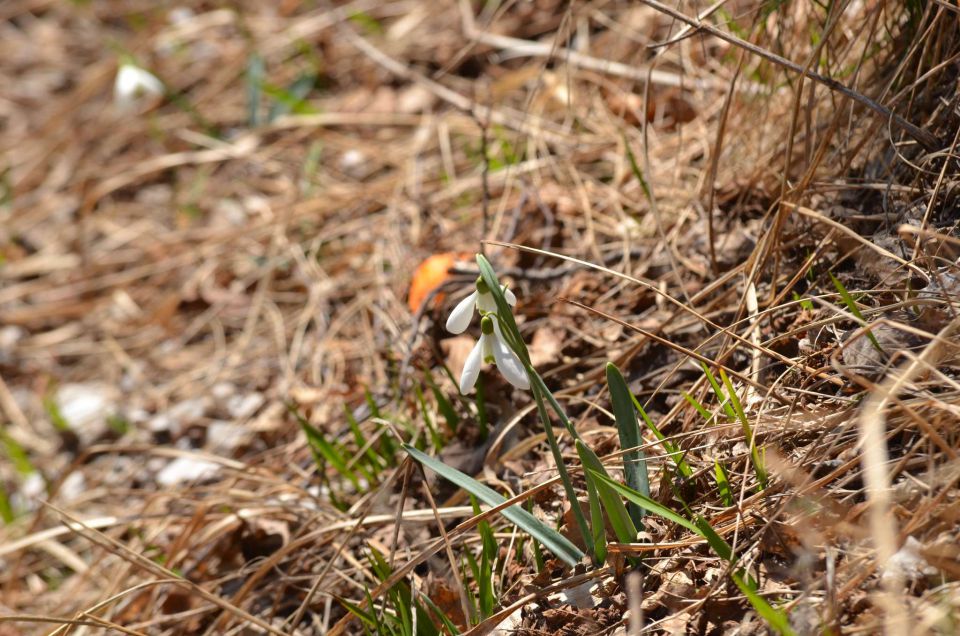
[
  {"x1": 404, "y1": 444, "x2": 584, "y2": 567},
  {"x1": 606, "y1": 363, "x2": 650, "y2": 528}
]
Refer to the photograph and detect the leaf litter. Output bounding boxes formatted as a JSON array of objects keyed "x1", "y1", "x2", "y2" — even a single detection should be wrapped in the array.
[{"x1": 2, "y1": 1, "x2": 960, "y2": 635}]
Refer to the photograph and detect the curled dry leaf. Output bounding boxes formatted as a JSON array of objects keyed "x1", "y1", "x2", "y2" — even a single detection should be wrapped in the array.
[{"x1": 408, "y1": 252, "x2": 462, "y2": 312}]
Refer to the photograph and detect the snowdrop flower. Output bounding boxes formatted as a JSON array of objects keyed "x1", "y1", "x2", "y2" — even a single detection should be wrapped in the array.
[
  {"x1": 114, "y1": 62, "x2": 164, "y2": 109},
  {"x1": 446, "y1": 277, "x2": 517, "y2": 334},
  {"x1": 460, "y1": 315, "x2": 529, "y2": 393}
]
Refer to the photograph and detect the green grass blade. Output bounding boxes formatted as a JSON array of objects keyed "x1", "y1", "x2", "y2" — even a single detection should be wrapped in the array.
[
  {"x1": 631, "y1": 391, "x2": 693, "y2": 479},
  {"x1": 731, "y1": 571, "x2": 797, "y2": 636},
  {"x1": 0, "y1": 429, "x2": 35, "y2": 476},
  {"x1": 475, "y1": 375, "x2": 489, "y2": 441},
  {"x1": 682, "y1": 390, "x2": 715, "y2": 424},
  {"x1": 404, "y1": 444, "x2": 584, "y2": 566},
  {"x1": 413, "y1": 384, "x2": 444, "y2": 452},
  {"x1": 714, "y1": 459, "x2": 733, "y2": 507},
  {"x1": 43, "y1": 397, "x2": 70, "y2": 433},
  {"x1": 591, "y1": 471, "x2": 738, "y2": 563},
  {"x1": 340, "y1": 596, "x2": 379, "y2": 629},
  {"x1": 691, "y1": 514, "x2": 733, "y2": 563},
  {"x1": 0, "y1": 486, "x2": 14, "y2": 523},
  {"x1": 576, "y1": 441, "x2": 638, "y2": 543},
  {"x1": 246, "y1": 53, "x2": 265, "y2": 127},
  {"x1": 590, "y1": 470, "x2": 700, "y2": 536},
  {"x1": 472, "y1": 496, "x2": 497, "y2": 618},
  {"x1": 265, "y1": 73, "x2": 317, "y2": 122},
  {"x1": 530, "y1": 372, "x2": 579, "y2": 439},
  {"x1": 583, "y1": 467, "x2": 608, "y2": 564},
  {"x1": 529, "y1": 375, "x2": 592, "y2": 557},
  {"x1": 624, "y1": 136, "x2": 652, "y2": 202},
  {"x1": 719, "y1": 370, "x2": 767, "y2": 490},
  {"x1": 289, "y1": 405, "x2": 359, "y2": 489},
  {"x1": 699, "y1": 362, "x2": 737, "y2": 421},
  {"x1": 424, "y1": 369, "x2": 459, "y2": 433},
  {"x1": 829, "y1": 271, "x2": 883, "y2": 354},
  {"x1": 606, "y1": 362, "x2": 650, "y2": 527},
  {"x1": 345, "y1": 404, "x2": 385, "y2": 476},
  {"x1": 418, "y1": 591, "x2": 462, "y2": 635}
]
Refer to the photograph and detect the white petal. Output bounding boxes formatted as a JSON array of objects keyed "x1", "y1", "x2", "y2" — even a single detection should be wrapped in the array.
[
  {"x1": 476, "y1": 291, "x2": 497, "y2": 313},
  {"x1": 459, "y1": 338, "x2": 484, "y2": 393},
  {"x1": 503, "y1": 287, "x2": 517, "y2": 306},
  {"x1": 491, "y1": 329, "x2": 529, "y2": 390},
  {"x1": 115, "y1": 64, "x2": 163, "y2": 106},
  {"x1": 446, "y1": 291, "x2": 478, "y2": 334}
]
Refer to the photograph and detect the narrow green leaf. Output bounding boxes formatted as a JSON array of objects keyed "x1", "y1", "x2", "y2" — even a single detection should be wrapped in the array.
[
  {"x1": 413, "y1": 384, "x2": 444, "y2": 452},
  {"x1": 0, "y1": 429, "x2": 34, "y2": 476},
  {"x1": 682, "y1": 390, "x2": 715, "y2": 424},
  {"x1": 529, "y1": 376, "x2": 592, "y2": 558},
  {"x1": 340, "y1": 595, "x2": 378, "y2": 629},
  {"x1": 345, "y1": 404, "x2": 385, "y2": 475},
  {"x1": 424, "y1": 369, "x2": 458, "y2": 433},
  {"x1": 404, "y1": 444, "x2": 584, "y2": 566},
  {"x1": 0, "y1": 485, "x2": 14, "y2": 523},
  {"x1": 576, "y1": 441, "x2": 638, "y2": 543},
  {"x1": 829, "y1": 271, "x2": 883, "y2": 354},
  {"x1": 591, "y1": 470, "x2": 699, "y2": 533},
  {"x1": 606, "y1": 362, "x2": 650, "y2": 527},
  {"x1": 631, "y1": 391, "x2": 693, "y2": 478},
  {"x1": 265, "y1": 73, "x2": 317, "y2": 122},
  {"x1": 700, "y1": 362, "x2": 737, "y2": 421},
  {"x1": 475, "y1": 375, "x2": 489, "y2": 441},
  {"x1": 529, "y1": 371, "x2": 578, "y2": 439},
  {"x1": 624, "y1": 136, "x2": 652, "y2": 202},
  {"x1": 419, "y1": 591, "x2": 463, "y2": 634},
  {"x1": 714, "y1": 459, "x2": 733, "y2": 507},
  {"x1": 792, "y1": 291, "x2": 814, "y2": 311},
  {"x1": 289, "y1": 405, "x2": 359, "y2": 488},
  {"x1": 583, "y1": 469, "x2": 607, "y2": 564},
  {"x1": 732, "y1": 571, "x2": 797, "y2": 635},
  {"x1": 693, "y1": 515, "x2": 733, "y2": 562},
  {"x1": 719, "y1": 370, "x2": 767, "y2": 490},
  {"x1": 43, "y1": 397, "x2": 70, "y2": 433},
  {"x1": 246, "y1": 53, "x2": 265, "y2": 127}
]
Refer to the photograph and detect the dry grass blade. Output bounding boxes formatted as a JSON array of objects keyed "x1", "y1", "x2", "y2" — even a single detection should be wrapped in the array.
[
  {"x1": 636, "y1": 0, "x2": 940, "y2": 150},
  {"x1": 4, "y1": 2, "x2": 960, "y2": 634},
  {"x1": 859, "y1": 316, "x2": 960, "y2": 634},
  {"x1": 39, "y1": 503, "x2": 288, "y2": 636}
]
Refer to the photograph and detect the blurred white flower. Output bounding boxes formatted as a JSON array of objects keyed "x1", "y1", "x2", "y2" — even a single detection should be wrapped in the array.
[
  {"x1": 114, "y1": 62, "x2": 164, "y2": 108},
  {"x1": 445, "y1": 277, "x2": 516, "y2": 334},
  {"x1": 459, "y1": 315, "x2": 529, "y2": 393}
]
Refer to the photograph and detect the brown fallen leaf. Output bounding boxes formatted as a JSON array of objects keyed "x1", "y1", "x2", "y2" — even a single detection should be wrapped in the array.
[
  {"x1": 441, "y1": 335, "x2": 475, "y2": 382},
  {"x1": 529, "y1": 326, "x2": 563, "y2": 367}
]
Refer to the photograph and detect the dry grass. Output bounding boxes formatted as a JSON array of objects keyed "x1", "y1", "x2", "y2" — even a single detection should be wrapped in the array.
[{"x1": 2, "y1": 1, "x2": 960, "y2": 634}]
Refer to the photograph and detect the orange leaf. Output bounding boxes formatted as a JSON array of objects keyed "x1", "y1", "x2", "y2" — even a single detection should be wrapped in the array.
[{"x1": 408, "y1": 252, "x2": 460, "y2": 313}]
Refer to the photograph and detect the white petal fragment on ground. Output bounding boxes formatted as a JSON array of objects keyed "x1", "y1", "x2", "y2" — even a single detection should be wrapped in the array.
[
  {"x1": 446, "y1": 291, "x2": 478, "y2": 334},
  {"x1": 156, "y1": 456, "x2": 221, "y2": 487}
]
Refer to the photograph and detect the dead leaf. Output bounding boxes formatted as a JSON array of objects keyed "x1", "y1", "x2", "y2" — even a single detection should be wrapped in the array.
[
  {"x1": 408, "y1": 252, "x2": 461, "y2": 312},
  {"x1": 441, "y1": 335, "x2": 475, "y2": 382},
  {"x1": 529, "y1": 326, "x2": 563, "y2": 366}
]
